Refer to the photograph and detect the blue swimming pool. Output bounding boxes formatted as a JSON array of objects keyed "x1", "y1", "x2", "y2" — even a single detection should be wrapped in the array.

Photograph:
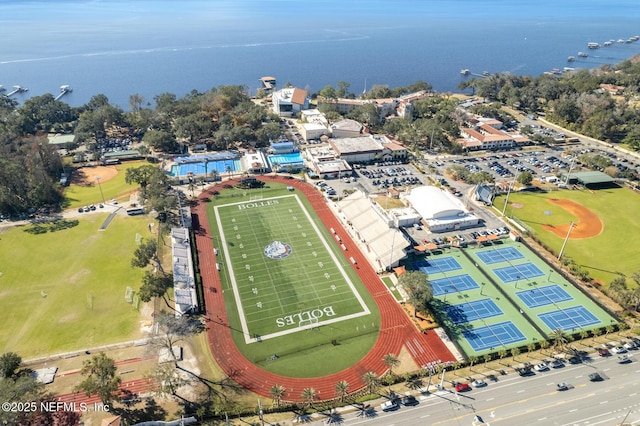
[{"x1": 268, "y1": 153, "x2": 304, "y2": 170}]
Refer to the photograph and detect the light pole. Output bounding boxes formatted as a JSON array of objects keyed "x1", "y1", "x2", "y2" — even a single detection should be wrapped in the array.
[
  {"x1": 95, "y1": 176, "x2": 105, "y2": 205},
  {"x1": 480, "y1": 282, "x2": 485, "y2": 296},
  {"x1": 558, "y1": 221, "x2": 575, "y2": 261},
  {"x1": 515, "y1": 275, "x2": 520, "y2": 289},
  {"x1": 547, "y1": 269, "x2": 553, "y2": 282}
]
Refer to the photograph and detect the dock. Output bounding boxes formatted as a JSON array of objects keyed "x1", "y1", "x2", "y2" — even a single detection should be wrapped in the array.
[
  {"x1": 6, "y1": 85, "x2": 28, "y2": 96},
  {"x1": 54, "y1": 85, "x2": 72, "y2": 101}
]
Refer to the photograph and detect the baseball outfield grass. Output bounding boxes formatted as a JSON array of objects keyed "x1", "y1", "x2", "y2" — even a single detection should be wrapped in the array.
[{"x1": 494, "y1": 186, "x2": 640, "y2": 285}]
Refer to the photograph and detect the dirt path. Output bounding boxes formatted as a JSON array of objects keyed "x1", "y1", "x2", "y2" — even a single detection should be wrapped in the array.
[{"x1": 541, "y1": 198, "x2": 603, "y2": 239}]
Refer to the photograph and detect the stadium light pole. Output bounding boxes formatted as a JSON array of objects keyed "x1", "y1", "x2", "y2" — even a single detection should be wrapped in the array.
[
  {"x1": 501, "y1": 176, "x2": 517, "y2": 217},
  {"x1": 95, "y1": 176, "x2": 105, "y2": 205},
  {"x1": 557, "y1": 222, "x2": 575, "y2": 261}
]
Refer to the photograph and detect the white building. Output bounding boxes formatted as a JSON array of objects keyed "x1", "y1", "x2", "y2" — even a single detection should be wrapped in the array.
[
  {"x1": 330, "y1": 119, "x2": 364, "y2": 138},
  {"x1": 243, "y1": 150, "x2": 269, "y2": 173},
  {"x1": 405, "y1": 186, "x2": 479, "y2": 233},
  {"x1": 272, "y1": 87, "x2": 309, "y2": 117}
]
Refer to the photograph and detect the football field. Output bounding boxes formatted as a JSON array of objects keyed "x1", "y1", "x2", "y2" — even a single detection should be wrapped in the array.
[{"x1": 214, "y1": 194, "x2": 371, "y2": 344}]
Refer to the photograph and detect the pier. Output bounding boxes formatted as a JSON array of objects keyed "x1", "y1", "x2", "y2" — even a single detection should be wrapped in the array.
[
  {"x1": 6, "y1": 85, "x2": 28, "y2": 96},
  {"x1": 54, "y1": 85, "x2": 72, "y2": 101}
]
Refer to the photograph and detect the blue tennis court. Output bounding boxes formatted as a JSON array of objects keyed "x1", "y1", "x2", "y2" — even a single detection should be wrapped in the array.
[
  {"x1": 462, "y1": 321, "x2": 527, "y2": 351},
  {"x1": 516, "y1": 285, "x2": 573, "y2": 308},
  {"x1": 431, "y1": 274, "x2": 479, "y2": 296},
  {"x1": 538, "y1": 306, "x2": 601, "y2": 331},
  {"x1": 493, "y1": 262, "x2": 545, "y2": 283},
  {"x1": 476, "y1": 246, "x2": 525, "y2": 265},
  {"x1": 415, "y1": 256, "x2": 462, "y2": 275},
  {"x1": 445, "y1": 298, "x2": 503, "y2": 324}
]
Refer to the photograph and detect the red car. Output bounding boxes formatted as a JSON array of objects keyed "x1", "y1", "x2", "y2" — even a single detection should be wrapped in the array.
[
  {"x1": 455, "y1": 383, "x2": 471, "y2": 392},
  {"x1": 597, "y1": 348, "x2": 611, "y2": 357}
]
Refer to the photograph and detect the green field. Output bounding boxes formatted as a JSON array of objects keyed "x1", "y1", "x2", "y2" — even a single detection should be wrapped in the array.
[
  {"x1": 495, "y1": 187, "x2": 640, "y2": 284},
  {"x1": 207, "y1": 184, "x2": 381, "y2": 377},
  {"x1": 0, "y1": 214, "x2": 150, "y2": 358}
]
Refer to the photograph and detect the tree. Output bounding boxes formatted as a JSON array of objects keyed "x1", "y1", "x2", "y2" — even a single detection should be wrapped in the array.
[
  {"x1": 125, "y1": 164, "x2": 166, "y2": 190},
  {"x1": 483, "y1": 354, "x2": 492, "y2": 368},
  {"x1": 517, "y1": 170, "x2": 533, "y2": 186},
  {"x1": 143, "y1": 129, "x2": 180, "y2": 153},
  {"x1": 152, "y1": 312, "x2": 205, "y2": 364},
  {"x1": 0, "y1": 372, "x2": 48, "y2": 425},
  {"x1": 498, "y1": 349, "x2": 508, "y2": 365},
  {"x1": 469, "y1": 171, "x2": 495, "y2": 184},
  {"x1": 592, "y1": 327, "x2": 603, "y2": 342},
  {"x1": 335, "y1": 380, "x2": 349, "y2": 402},
  {"x1": 75, "y1": 352, "x2": 121, "y2": 405},
  {"x1": 539, "y1": 339, "x2": 550, "y2": 353},
  {"x1": 0, "y1": 352, "x2": 22, "y2": 379},
  {"x1": 510, "y1": 347, "x2": 520, "y2": 361},
  {"x1": 382, "y1": 353, "x2": 400, "y2": 377},
  {"x1": 139, "y1": 271, "x2": 173, "y2": 308},
  {"x1": 362, "y1": 371, "x2": 380, "y2": 394},
  {"x1": 605, "y1": 324, "x2": 615, "y2": 337},
  {"x1": 269, "y1": 384, "x2": 286, "y2": 407},
  {"x1": 131, "y1": 238, "x2": 164, "y2": 273},
  {"x1": 579, "y1": 330, "x2": 589, "y2": 342},
  {"x1": 397, "y1": 271, "x2": 433, "y2": 317},
  {"x1": 468, "y1": 355, "x2": 478, "y2": 372},
  {"x1": 527, "y1": 342, "x2": 536, "y2": 356},
  {"x1": 550, "y1": 328, "x2": 568, "y2": 351},
  {"x1": 301, "y1": 388, "x2": 318, "y2": 409},
  {"x1": 148, "y1": 362, "x2": 190, "y2": 400}
]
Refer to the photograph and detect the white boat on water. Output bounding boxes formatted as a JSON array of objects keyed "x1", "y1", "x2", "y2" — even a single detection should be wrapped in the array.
[
  {"x1": 603, "y1": 41, "x2": 613, "y2": 46},
  {"x1": 577, "y1": 52, "x2": 588, "y2": 58},
  {"x1": 567, "y1": 56, "x2": 575, "y2": 62},
  {"x1": 460, "y1": 69, "x2": 470, "y2": 75},
  {"x1": 587, "y1": 42, "x2": 600, "y2": 49}
]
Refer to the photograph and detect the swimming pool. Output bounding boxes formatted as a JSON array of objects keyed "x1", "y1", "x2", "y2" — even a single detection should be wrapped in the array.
[{"x1": 268, "y1": 153, "x2": 304, "y2": 170}]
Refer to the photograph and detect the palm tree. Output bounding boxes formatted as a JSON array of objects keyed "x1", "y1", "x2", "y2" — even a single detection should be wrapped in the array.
[
  {"x1": 210, "y1": 169, "x2": 219, "y2": 182},
  {"x1": 225, "y1": 165, "x2": 232, "y2": 180},
  {"x1": 362, "y1": 371, "x2": 380, "y2": 395},
  {"x1": 511, "y1": 347, "x2": 520, "y2": 361},
  {"x1": 605, "y1": 324, "x2": 615, "y2": 338},
  {"x1": 301, "y1": 387, "x2": 318, "y2": 409},
  {"x1": 272, "y1": 161, "x2": 280, "y2": 176},
  {"x1": 539, "y1": 339, "x2": 550, "y2": 354},
  {"x1": 483, "y1": 354, "x2": 492, "y2": 369},
  {"x1": 550, "y1": 328, "x2": 568, "y2": 351},
  {"x1": 335, "y1": 380, "x2": 349, "y2": 403},
  {"x1": 269, "y1": 384, "x2": 286, "y2": 407},
  {"x1": 382, "y1": 353, "x2": 400, "y2": 377},
  {"x1": 467, "y1": 355, "x2": 478, "y2": 373},
  {"x1": 592, "y1": 327, "x2": 603, "y2": 342},
  {"x1": 406, "y1": 376, "x2": 423, "y2": 391},
  {"x1": 498, "y1": 349, "x2": 508, "y2": 365},
  {"x1": 527, "y1": 342, "x2": 536, "y2": 357},
  {"x1": 579, "y1": 330, "x2": 589, "y2": 343}
]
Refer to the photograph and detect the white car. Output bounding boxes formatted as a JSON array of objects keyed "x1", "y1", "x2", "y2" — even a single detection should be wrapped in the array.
[
  {"x1": 611, "y1": 346, "x2": 627, "y2": 354},
  {"x1": 534, "y1": 362, "x2": 549, "y2": 372},
  {"x1": 623, "y1": 341, "x2": 637, "y2": 350},
  {"x1": 472, "y1": 379, "x2": 487, "y2": 388}
]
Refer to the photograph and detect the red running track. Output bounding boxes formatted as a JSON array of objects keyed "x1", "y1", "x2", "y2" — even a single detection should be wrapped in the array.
[{"x1": 192, "y1": 176, "x2": 454, "y2": 402}]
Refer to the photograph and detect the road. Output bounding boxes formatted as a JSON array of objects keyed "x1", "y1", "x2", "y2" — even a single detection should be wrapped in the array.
[{"x1": 311, "y1": 351, "x2": 640, "y2": 426}]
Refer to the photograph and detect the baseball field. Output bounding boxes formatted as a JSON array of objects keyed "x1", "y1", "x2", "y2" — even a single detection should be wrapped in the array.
[{"x1": 494, "y1": 186, "x2": 640, "y2": 285}]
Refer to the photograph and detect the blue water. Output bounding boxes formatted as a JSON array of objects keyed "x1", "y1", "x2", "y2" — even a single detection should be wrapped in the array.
[
  {"x1": 2, "y1": 1, "x2": 640, "y2": 110},
  {"x1": 268, "y1": 153, "x2": 304, "y2": 167},
  {"x1": 170, "y1": 159, "x2": 241, "y2": 177}
]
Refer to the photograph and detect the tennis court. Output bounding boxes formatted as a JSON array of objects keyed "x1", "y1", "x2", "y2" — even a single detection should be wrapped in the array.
[
  {"x1": 415, "y1": 256, "x2": 462, "y2": 275},
  {"x1": 516, "y1": 284, "x2": 573, "y2": 308},
  {"x1": 476, "y1": 246, "x2": 525, "y2": 265},
  {"x1": 444, "y1": 298, "x2": 503, "y2": 325},
  {"x1": 493, "y1": 262, "x2": 545, "y2": 283},
  {"x1": 462, "y1": 321, "x2": 527, "y2": 351},
  {"x1": 538, "y1": 306, "x2": 601, "y2": 331},
  {"x1": 431, "y1": 274, "x2": 479, "y2": 296}
]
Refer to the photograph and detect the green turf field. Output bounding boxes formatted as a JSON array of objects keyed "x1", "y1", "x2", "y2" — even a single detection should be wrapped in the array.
[
  {"x1": 494, "y1": 187, "x2": 640, "y2": 284},
  {"x1": 207, "y1": 184, "x2": 381, "y2": 377},
  {"x1": 0, "y1": 214, "x2": 150, "y2": 358}
]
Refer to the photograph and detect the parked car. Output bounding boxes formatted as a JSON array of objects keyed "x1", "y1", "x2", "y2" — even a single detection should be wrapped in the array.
[
  {"x1": 401, "y1": 395, "x2": 419, "y2": 406},
  {"x1": 623, "y1": 341, "x2": 638, "y2": 350},
  {"x1": 471, "y1": 379, "x2": 487, "y2": 388},
  {"x1": 380, "y1": 400, "x2": 400, "y2": 412},
  {"x1": 534, "y1": 362, "x2": 549, "y2": 372},
  {"x1": 597, "y1": 348, "x2": 611, "y2": 357},
  {"x1": 556, "y1": 382, "x2": 569, "y2": 391},
  {"x1": 455, "y1": 383, "x2": 471, "y2": 392},
  {"x1": 611, "y1": 346, "x2": 627, "y2": 354},
  {"x1": 549, "y1": 359, "x2": 564, "y2": 368},
  {"x1": 567, "y1": 356, "x2": 582, "y2": 365}
]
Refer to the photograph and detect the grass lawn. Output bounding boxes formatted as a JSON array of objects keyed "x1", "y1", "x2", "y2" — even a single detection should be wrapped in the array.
[
  {"x1": 63, "y1": 161, "x2": 145, "y2": 209},
  {"x1": 494, "y1": 186, "x2": 640, "y2": 284},
  {"x1": 207, "y1": 183, "x2": 380, "y2": 377},
  {"x1": 0, "y1": 214, "x2": 150, "y2": 357}
]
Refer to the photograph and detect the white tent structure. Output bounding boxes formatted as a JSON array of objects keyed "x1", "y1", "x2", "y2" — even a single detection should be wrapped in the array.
[
  {"x1": 406, "y1": 186, "x2": 479, "y2": 233},
  {"x1": 172, "y1": 228, "x2": 198, "y2": 317}
]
